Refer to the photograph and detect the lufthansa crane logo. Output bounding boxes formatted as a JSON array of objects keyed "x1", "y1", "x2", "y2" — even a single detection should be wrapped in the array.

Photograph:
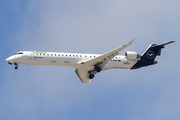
[{"x1": 147, "y1": 50, "x2": 155, "y2": 59}]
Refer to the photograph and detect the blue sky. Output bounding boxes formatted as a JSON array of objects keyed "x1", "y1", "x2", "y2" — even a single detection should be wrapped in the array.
[{"x1": 0, "y1": 0, "x2": 180, "y2": 120}]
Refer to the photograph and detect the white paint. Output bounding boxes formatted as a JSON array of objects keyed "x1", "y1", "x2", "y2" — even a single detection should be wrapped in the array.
[{"x1": 6, "y1": 39, "x2": 138, "y2": 83}]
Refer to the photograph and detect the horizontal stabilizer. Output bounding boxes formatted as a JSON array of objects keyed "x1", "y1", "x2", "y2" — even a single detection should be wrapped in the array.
[
  {"x1": 152, "y1": 41, "x2": 174, "y2": 56},
  {"x1": 152, "y1": 41, "x2": 175, "y2": 47}
]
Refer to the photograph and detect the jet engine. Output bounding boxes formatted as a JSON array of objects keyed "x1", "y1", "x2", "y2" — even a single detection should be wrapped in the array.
[{"x1": 125, "y1": 51, "x2": 141, "y2": 60}]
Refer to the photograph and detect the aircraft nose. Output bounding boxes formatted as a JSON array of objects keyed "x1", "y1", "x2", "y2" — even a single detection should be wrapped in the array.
[{"x1": 6, "y1": 56, "x2": 15, "y2": 62}]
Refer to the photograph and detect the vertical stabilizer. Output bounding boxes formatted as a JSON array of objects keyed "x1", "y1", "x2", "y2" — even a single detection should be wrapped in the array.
[{"x1": 131, "y1": 41, "x2": 174, "y2": 69}]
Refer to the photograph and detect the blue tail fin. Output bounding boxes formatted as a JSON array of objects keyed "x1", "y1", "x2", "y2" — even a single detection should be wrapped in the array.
[{"x1": 131, "y1": 41, "x2": 174, "y2": 69}]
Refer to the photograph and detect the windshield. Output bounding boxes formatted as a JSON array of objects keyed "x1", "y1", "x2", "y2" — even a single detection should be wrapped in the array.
[{"x1": 14, "y1": 52, "x2": 23, "y2": 55}]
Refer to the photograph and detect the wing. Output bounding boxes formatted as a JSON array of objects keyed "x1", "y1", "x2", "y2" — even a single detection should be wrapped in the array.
[
  {"x1": 83, "y1": 38, "x2": 135, "y2": 67},
  {"x1": 75, "y1": 38, "x2": 135, "y2": 83},
  {"x1": 75, "y1": 68, "x2": 91, "y2": 83}
]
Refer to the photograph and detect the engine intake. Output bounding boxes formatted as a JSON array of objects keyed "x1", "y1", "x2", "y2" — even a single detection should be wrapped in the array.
[{"x1": 125, "y1": 51, "x2": 141, "y2": 60}]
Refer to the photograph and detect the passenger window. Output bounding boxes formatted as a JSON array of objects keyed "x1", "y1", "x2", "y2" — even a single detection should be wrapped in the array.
[{"x1": 76, "y1": 55, "x2": 78, "y2": 57}]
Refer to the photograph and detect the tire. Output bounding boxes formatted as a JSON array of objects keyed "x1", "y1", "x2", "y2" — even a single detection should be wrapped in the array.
[
  {"x1": 96, "y1": 67, "x2": 102, "y2": 72},
  {"x1": 89, "y1": 74, "x2": 94, "y2": 79}
]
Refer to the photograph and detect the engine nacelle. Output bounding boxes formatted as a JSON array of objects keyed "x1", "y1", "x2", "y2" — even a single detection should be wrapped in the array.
[{"x1": 125, "y1": 51, "x2": 141, "y2": 60}]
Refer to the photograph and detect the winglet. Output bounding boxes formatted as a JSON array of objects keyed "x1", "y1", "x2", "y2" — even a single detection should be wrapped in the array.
[{"x1": 126, "y1": 38, "x2": 135, "y2": 46}]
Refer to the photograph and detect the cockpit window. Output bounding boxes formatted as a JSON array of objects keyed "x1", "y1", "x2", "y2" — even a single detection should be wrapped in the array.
[{"x1": 14, "y1": 52, "x2": 23, "y2": 55}]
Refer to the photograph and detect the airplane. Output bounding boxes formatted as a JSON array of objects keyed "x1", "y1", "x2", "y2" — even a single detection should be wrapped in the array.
[{"x1": 5, "y1": 39, "x2": 174, "y2": 83}]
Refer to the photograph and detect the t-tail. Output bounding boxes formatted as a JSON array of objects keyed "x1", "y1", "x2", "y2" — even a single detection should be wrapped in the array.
[{"x1": 131, "y1": 41, "x2": 174, "y2": 69}]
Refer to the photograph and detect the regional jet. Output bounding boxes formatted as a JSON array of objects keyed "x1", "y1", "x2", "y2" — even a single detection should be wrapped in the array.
[{"x1": 6, "y1": 39, "x2": 174, "y2": 83}]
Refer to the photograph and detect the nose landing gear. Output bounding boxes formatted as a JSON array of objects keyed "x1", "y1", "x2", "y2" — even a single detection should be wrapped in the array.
[
  {"x1": 7, "y1": 61, "x2": 19, "y2": 69},
  {"x1": 14, "y1": 63, "x2": 19, "y2": 70},
  {"x1": 8, "y1": 62, "x2": 12, "y2": 65}
]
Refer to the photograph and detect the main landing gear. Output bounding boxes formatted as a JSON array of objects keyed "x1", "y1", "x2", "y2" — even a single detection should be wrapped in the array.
[
  {"x1": 89, "y1": 73, "x2": 94, "y2": 79},
  {"x1": 95, "y1": 66, "x2": 102, "y2": 72},
  {"x1": 88, "y1": 71, "x2": 95, "y2": 79},
  {"x1": 88, "y1": 66, "x2": 102, "y2": 79}
]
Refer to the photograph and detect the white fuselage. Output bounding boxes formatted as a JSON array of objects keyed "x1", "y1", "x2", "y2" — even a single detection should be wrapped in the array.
[{"x1": 6, "y1": 51, "x2": 138, "y2": 70}]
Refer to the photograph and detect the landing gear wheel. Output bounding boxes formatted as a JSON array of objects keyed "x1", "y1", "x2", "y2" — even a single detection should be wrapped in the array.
[
  {"x1": 89, "y1": 74, "x2": 94, "y2": 79},
  {"x1": 96, "y1": 67, "x2": 102, "y2": 72},
  {"x1": 14, "y1": 63, "x2": 19, "y2": 70}
]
